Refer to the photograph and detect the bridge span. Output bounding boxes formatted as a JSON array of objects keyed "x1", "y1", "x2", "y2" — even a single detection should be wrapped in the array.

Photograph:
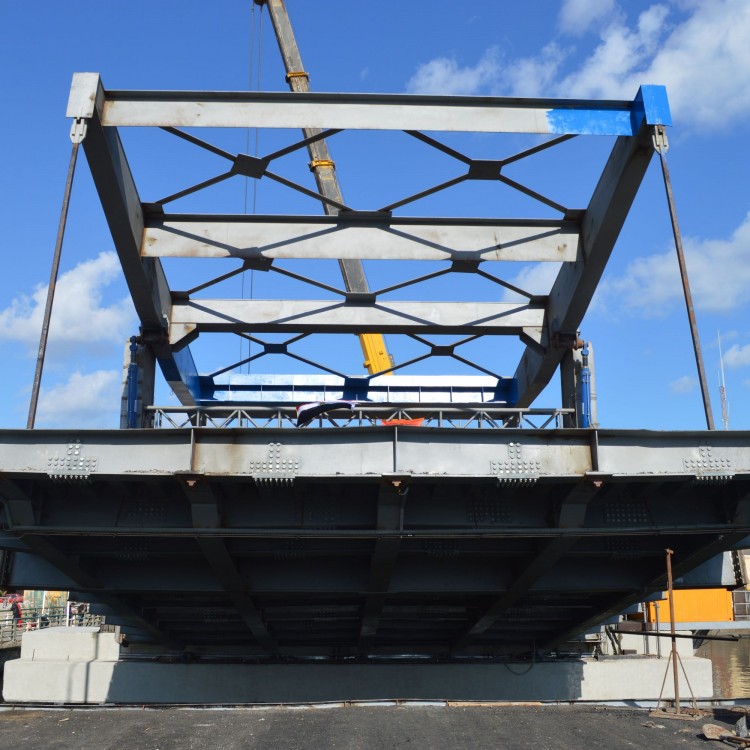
[
  {"x1": 3, "y1": 65, "x2": 739, "y2": 672},
  {"x1": 1, "y1": 427, "x2": 748, "y2": 657}
]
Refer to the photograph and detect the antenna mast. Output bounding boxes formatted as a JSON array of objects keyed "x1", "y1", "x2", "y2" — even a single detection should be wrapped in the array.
[{"x1": 718, "y1": 332, "x2": 729, "y2": 431}]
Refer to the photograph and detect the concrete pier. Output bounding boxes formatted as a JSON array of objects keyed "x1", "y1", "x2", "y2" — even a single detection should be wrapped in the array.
[{"x1": 3, "y1": 627, "x2": 713, "y2": 704}]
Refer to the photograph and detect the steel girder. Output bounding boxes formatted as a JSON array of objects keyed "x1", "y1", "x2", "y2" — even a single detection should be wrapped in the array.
[
  {"x1": 67, "y1": 73, "x2": 671, "y2": 407},
  {"x1": 0, "y1": 428, "x2": 747, "y2": 656}
]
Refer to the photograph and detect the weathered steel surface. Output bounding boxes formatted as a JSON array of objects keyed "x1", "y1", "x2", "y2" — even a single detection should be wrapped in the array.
[
  {"x1": 66, "y1": 73, "x2": 664, "y2": 407},
  {"x1": 141, "y1": 216, "x2": 579, "y2": 263},
  {"x1": 0, "y1": 428, "x2": 748, "y2": 657},
  {"x1": 70, "y1": 86, "x2": 670, "y2": 135},
  {"x1": 168, "y1": 300, "x2": 546, "y2": 345}
]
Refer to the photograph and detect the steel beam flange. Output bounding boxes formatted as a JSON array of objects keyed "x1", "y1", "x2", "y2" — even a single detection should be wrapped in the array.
[
  {"x1": 693, "y1": 473, "x2": 734, "y2": 485},
  {"x1": 253, "y1": 475, "x2": 295, "y2": 487},
  {"x1": 495, "y1": 476, "x2": 538, "y2": 486},
  {"x1": 46, "y1": 440, "x2": 98, "y2": 482}
]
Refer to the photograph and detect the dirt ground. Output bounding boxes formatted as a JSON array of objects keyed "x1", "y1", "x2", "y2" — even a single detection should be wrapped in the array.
[{"x1": 0, "y1": 703, "x2": 744, "y2": 749}]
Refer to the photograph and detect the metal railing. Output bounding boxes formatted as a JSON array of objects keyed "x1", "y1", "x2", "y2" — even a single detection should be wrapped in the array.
[
  {"x1": 733, "y1": 589, "x2": 750, "y2": 621},
  {"x1": 149, "y1": 405, "x2": 574, "y2": 430},
  {"x1": 0, "y1": 606, "x2": 103, "y2": 647}
]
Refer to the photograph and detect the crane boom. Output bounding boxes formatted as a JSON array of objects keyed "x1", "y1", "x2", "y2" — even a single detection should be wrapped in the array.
[{"x1": 254, "y1": 0, "x2": 393, "y2": 375}]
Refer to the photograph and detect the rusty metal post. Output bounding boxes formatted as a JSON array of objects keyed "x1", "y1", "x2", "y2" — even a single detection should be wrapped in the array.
[
  {"x1": 665, "y1": 547, "x2": 680, "y2": 713},
  {"x1": 654, "y1": 127, "x2": 714, "y2": 430},
  {"x1": 27, "y1": 139, "x2": 81, "y2": 428},
  {"x1": 654, "y1": 598, "x2": 662, "y2": 659}
]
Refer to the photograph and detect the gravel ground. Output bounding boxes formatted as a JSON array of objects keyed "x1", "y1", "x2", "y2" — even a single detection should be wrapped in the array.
[{"x1": 0, "y1": 704, "x2": 741, "y2": 749}]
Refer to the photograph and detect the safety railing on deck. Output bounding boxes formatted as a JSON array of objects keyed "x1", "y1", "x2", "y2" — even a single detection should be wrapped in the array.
[
  {"x1": 0, "y1": 606, "x2": 103, "y2": 647},
  {"x1": 148, "y1": 406, "x2": 574, "y2": 430}
]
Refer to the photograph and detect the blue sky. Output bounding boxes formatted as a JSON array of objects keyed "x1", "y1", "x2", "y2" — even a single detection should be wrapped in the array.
[{"x1": 1, "y1": 0, "x2": 750, "y2": 430}]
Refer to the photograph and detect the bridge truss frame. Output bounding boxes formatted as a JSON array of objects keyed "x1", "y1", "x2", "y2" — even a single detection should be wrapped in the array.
[{"x1": 65, "y1": 74, "x2": 671, "y2": 417}]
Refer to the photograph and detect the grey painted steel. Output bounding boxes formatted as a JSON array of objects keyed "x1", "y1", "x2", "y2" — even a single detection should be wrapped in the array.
[
  {"x1": 0, "y1": 427, "x2": 748, "y2": 656},
  {"x1": 513, "y1": 124, "x2": 654, "y2": 406},
  {"x1": 453, "y1": 475, "x2": 605, "y2": 648},
  {"x1": 66, "y1": 72, "x2": 658, "y2": 406},
  {"x1": 261, "y1": 0, "x2": 371, "y2": 302},
  {"x1": 74, "y1": 75, "x2": 194, "y2": 405},
  {"x1": 168, "y1": 299, "x2": 546, "y2": 344},
  {"x1": 0, "y1": 480, "x2": 176, "y2": 647},
  {"x1": 141, "y1": 216, "x2": 579, "y2": 263},
  {"x1": 65, "y1": 82, "x2": 635, "y2": 135},
  {"x1": 0, "y1": 427, "x2": 750, "y2": 659},
  {"x1": 182, "y1": 476, "x2": 277, "y2": 650},
  {"x1": 0, "y1": 428, "x2": 748, "y2": 478}
]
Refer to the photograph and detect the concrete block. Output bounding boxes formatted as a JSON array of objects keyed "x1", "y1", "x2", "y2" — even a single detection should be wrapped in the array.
[
  {"x1": 2, "y1": 654, "x2": 713, "y2": 704},
  {"x1": 20, "y1": 627, "x2": 120, "y2": 662}
]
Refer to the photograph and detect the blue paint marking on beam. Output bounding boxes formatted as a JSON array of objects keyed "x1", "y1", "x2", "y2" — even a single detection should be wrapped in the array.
[
  {"x1": 631, "y1": 85, "x2": 672, "y2": 131},
  {"x1": 546, "y1": 108, "x2": 634, "y2": 136},
  {"x1": 157, "y1": 345, "x2": 201, "y2": 403},
  {"x1": 546, "y1": 85, "x2": 671, "y2": 136}
]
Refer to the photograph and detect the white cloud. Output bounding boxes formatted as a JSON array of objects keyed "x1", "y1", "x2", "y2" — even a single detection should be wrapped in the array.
[
  {"x1": 559, "y1": 0, "x2": 617, "y2": 36},
  {"x1": 637, "y1": 0, "x2": 750, "y2": 127},
  {"x1": 0, "y1": 251, "x2": 134, "y2": 358},
  {"x1": 559, "y1": 1, "x2": 750, "y2": 128},
  {"x1": 601, "y1": 211, "x2": 750, "y2": 316},
  {"x1": 406, "y1": 48, "x2": 501, "y2": 95},
  {"x1": 725, "y1": 344, "x2": 750, "y2": 369},
  {"x1": 559, "y1": 4, "x2": 669, "y2": 99},
  {"x1": 504, "y1": 44, "x2": 568, "y2": 98},
  {"x1": 36, "y1": 370, "x2": 122, "y2": 428},
  {"x1": 502, "y1": 262, "x2": 562, "y2": 302},
  {"x1": 407, "y1": 44, "x2": 567, "y2": 98},
  {"x1": 669, "y1": 374, "x2": 696, "y2": 393},
  {"x1": 406, "y1": 1, "x2": 750, "y2": 128}
]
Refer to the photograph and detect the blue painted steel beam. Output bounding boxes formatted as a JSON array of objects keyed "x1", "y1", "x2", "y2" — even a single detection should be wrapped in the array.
[
  {"x1": 548, "y1": 85, "x2": 671, "y2": 135},
  {"x1": 198, "y1": 374, "x2": 518, "y2": 407}
]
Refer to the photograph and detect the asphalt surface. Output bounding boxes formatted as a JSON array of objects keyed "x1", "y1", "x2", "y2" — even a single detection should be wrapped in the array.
[{"x1": 0, "y1": 704, "x2": 742, "y2": 749}]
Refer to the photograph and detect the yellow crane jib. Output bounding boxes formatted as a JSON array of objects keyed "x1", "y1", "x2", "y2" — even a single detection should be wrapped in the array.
[{"x1": 258, "y1": 0, "x2": 394, "y2": 377}]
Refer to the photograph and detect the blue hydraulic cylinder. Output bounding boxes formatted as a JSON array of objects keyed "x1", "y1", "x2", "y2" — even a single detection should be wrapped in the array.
[
  {"x1": 579, "y1": 343, "x2": 592, "y2": 429},
  {"x1": 125, "y1": 336, "x2": 139, "y2": 429}
]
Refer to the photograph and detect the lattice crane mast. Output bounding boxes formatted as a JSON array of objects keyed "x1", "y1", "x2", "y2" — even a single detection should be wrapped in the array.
[{"x1": 254, "y1": 0, "x2": 393, "y2": 376}]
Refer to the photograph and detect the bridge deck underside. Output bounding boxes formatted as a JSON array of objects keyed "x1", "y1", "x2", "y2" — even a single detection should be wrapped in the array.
[{"x1": 1, "y1": 428, "x2": 749, "y2": 658}]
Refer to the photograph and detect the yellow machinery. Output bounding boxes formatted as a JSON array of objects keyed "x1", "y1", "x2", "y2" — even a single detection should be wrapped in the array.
[
  {"x1": 257, "y1": 0, "x2": 393, "y2": 375},
  {"x1": 647, "y1": 588, "x2": 734, "y2": 624}
]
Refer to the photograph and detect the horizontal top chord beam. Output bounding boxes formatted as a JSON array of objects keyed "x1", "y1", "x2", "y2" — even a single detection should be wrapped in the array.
[{"x1": 68, "y1": 74, "x2": 671, "y2": 136}]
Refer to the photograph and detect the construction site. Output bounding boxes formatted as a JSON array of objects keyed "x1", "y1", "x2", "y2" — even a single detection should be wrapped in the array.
[{"x1": 1, "y1": 1, "x2": 750, "y2": 732}]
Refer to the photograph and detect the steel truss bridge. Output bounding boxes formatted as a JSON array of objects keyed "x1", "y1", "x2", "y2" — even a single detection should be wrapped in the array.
[{"x1": 2, "y1": 75, "x2": 747, "y2": 659}]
